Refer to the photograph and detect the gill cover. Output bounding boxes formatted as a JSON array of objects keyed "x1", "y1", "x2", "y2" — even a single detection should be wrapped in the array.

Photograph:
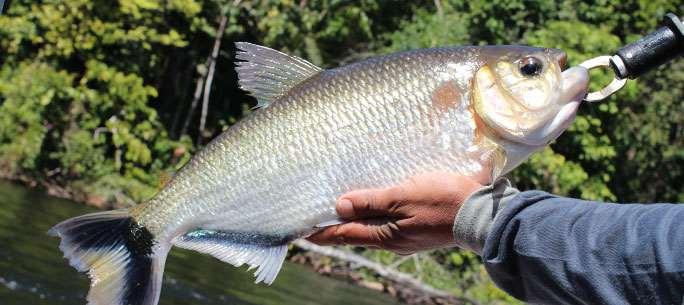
[{"x1": 473, "y1": 50, "x2": 589, "y2": 147}]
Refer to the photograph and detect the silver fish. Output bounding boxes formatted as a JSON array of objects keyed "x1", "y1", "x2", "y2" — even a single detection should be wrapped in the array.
[{"x1": 49, "y1": 42, "x2": 589, "y2": 305}]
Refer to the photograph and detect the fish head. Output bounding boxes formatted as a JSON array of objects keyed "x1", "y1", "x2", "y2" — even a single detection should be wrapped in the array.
[{"x1": 473, "y1": 46, "x2": 589, "y2": 147}]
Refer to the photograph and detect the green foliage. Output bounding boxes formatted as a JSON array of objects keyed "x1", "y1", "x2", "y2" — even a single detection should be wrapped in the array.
[
  {"x1": 1, "y1": 0, "x2": 683, "y2": 303},
  {"x1": 384, "y1": 3, "x2": 469, "y2": 51},
  {"x1": 0, "y1": 63, "x2": 74, "y2": 172},
  {"x1": 0, "y1": 0, "x2": 194, "y2": 202},
  {"x1": 239, "y1": 1, "x2": 414, "y2": 66}
]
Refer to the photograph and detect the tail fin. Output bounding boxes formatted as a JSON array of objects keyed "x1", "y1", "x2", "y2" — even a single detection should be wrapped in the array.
[{"x1": 48, "y1": 210, "x2": 168, "y2": 305}]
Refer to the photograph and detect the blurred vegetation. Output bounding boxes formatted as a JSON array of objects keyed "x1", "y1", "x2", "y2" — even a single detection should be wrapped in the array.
[{"x1": 0, "y1": 0, "x2": 682, "y2": 303}]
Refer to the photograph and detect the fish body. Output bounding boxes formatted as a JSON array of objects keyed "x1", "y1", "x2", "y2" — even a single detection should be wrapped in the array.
[
  {"x1": 139, "y1": 46, "x2": 492, "y2": 238},
  {"x1": 49, "y1": 43, "x2": 589, "y2": 305}
]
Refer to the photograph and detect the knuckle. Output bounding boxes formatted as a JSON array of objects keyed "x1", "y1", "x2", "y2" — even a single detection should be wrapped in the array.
[
  {"x1": 363, "y1": 190, "x2": 390, "y2": 213},
  {"x1": 385, "y1": 198, "x2": 400, "y2": 214},
  {"x1": 370, "y1": 226, "x2": 390, "y2": 248},
  {"x1": 357, "y1": 198, "x2": 371, "y2": 212},
  {"x1": 377, "y1": 225, "x2": 393, "y2": 240},
  {"x1": 366, "y1": 192, "x2": 380, "y2": 209},
  {"x1": 332, "y1": 226, "x2": 347, "y2": 245},
  {"x1": 384, "y1": 188, "x2": 407, "y2": 215},
  {"x1": 375, "y1": 222, "x2": 401, "y2": 245}
]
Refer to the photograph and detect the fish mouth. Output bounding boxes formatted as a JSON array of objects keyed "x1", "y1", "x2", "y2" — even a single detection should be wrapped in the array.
[
  {"x1": 541, "y1": 66, "x2": 589, "y2": 141},
  {"x1": 558, "y1": 66, "x2": 589, "y2": 107}
]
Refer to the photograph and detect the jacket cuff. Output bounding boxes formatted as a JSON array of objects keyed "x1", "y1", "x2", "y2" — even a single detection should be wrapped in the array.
[{"x1": 452, "y1": 178, "x2": 519, "y2": 255}]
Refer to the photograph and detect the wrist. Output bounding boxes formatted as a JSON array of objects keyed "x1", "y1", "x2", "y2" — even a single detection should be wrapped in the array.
[{"x1": 452, "y1": 178, "x2": 519, "y2": 255}]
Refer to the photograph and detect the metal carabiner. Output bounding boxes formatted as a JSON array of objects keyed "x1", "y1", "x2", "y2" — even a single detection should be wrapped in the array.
[
  {"x1": 578, "y1": 13, "x2": 683, "y2": 103},
  {"x1": 578, "y1": 56, "x2": 627, "y2": 103}
]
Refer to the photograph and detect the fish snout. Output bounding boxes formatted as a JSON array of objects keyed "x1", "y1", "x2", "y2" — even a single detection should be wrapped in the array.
[{"x1": 560, "y1": 66, "x2": 589, "y2": 104}]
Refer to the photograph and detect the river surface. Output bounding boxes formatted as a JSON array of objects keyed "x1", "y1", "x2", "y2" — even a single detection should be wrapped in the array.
[{"x1": 0, "y1": 180, "x2": 399, "y2": 305}]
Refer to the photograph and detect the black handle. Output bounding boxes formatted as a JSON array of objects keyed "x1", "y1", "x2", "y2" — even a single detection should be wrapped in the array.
[{"x1": 610, "y1": 13, "x2": 684, "y2": 79}]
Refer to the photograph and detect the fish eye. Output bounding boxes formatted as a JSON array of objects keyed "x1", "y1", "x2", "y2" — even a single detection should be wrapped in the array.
[{"x1": 519, "y1": 57, "x2": 543, "y2": 77}]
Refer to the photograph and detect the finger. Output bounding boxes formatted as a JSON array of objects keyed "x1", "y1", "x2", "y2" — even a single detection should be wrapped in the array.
[
  {"x1": 306, "y1": 221, "x2": 384, "y2": 247},
  {"x1": 336, "y1": 188, "x2": 400, "y2": 220}
]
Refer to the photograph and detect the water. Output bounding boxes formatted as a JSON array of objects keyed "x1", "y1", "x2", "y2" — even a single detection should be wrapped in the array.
[{"x1": 0, "y1": 180, "x2": 399, "y2": 305}]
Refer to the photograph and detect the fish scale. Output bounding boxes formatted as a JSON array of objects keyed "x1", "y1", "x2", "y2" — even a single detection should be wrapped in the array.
[
  {"x1": 50, "y1": 42, "x2": 588, "y2": 305},
  {"x1": 138, "y1": 52, "x2": 473, "y2": 234}
]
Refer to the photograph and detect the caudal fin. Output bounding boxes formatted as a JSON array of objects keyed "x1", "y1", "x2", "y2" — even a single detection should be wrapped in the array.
[{"x1": 48, "y1": 210, "x2": 168, "y2": 305}]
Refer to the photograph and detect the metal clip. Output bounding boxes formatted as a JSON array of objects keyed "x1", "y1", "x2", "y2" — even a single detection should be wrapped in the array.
[{"x1": 578, "y1": 56, "x2": 627, "y2": 102}]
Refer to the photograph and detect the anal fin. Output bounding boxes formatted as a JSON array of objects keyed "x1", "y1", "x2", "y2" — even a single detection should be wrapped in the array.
[{"x1": 173, "y1": 229, "x2": 289, "y2": 285}]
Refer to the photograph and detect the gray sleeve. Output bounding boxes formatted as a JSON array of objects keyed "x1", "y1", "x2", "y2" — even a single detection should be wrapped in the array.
[
  {"x1": 481, "y1": 191, "x2": 684, "y2": 304},
  {"x1": 452, "y1": 178, "x2": 519, "y2": 255}
]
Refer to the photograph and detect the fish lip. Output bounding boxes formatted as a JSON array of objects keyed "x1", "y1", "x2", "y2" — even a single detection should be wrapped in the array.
[
  {"x1": 559, "y1": 66, "x2": 590, "y2": 104},
  {"x1": 540, "y1": 66, "x2": 589, "y2": 142}
]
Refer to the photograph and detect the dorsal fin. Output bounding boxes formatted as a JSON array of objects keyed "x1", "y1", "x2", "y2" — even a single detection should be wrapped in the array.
[{"x1": 235, "y1": 42, "x2": 322, "y2": 108}]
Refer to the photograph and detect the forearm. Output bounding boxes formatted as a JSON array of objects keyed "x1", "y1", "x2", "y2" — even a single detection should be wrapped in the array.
[{"x1": 454, "y1": 183, "x2": 684, "y2": 305}]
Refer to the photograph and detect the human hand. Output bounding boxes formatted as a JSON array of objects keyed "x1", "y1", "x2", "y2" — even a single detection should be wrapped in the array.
[{"x1": 307, "y1": 172, "x2": 483, "y2": 255}]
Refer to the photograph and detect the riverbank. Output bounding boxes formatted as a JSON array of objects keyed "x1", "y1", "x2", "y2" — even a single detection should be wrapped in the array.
[
  {"x1": 0, "y1": 174, "x2": 467, "y2": 305},
  {"x1": 0, "y1": 172, "x2": 110, "y2": 208}
]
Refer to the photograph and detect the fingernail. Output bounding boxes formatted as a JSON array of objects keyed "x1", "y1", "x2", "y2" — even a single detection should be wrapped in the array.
[{"x1": 337, "y1": 199, "x2": 354, "y2": 219}]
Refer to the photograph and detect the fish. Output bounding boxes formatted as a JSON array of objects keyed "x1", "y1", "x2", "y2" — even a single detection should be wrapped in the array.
[{"x1": 49, "y1": 42, "x2": 589, "y2": 305}]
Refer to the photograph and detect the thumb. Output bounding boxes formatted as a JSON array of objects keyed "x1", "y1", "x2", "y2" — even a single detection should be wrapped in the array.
[{"x1": 336, "y1": 187, "x2": 402, "y2": 220}]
